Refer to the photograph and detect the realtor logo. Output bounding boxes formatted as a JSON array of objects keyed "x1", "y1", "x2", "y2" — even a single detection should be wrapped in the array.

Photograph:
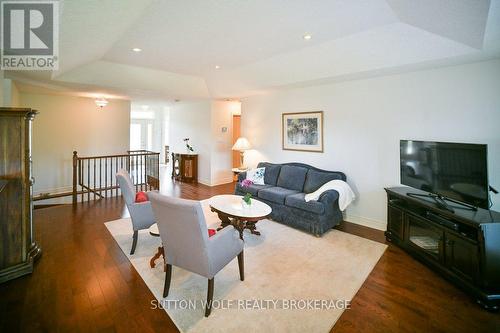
[{"x1": 1, "y1": 0, "x2": 59, "y2": 70}]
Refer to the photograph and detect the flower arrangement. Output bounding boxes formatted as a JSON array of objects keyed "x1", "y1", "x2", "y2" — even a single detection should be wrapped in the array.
[
  {"x1": 183, "y1": 138, "x2": 194, "y2": 153},
  {"x1": 241, "y1": 179, "x2": 254, "y2": 206}
]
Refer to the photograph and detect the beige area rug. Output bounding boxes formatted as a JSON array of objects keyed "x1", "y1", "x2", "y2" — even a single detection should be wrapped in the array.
[{"x1": 105, "y1": 202, "x2": 387, "y2": 333}]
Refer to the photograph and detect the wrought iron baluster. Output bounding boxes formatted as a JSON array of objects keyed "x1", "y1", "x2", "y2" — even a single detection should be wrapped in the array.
[
  {"x1": 99, "y1": 157, "x2": 102, "y2": 197},
  {"x1": 93, "y1": 158, "x2": 96, "y2": 201},
  {"x1": 87, "y1": 159, "x2": 90, "y2": 202},
  {"x1": 79, "y1": 159, "x2": 82, "y2": 203}
]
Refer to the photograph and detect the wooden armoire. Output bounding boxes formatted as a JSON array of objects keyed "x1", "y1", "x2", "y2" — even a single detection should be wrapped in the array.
[{"x1": 0, "y1": 108, "x2": 41, "y2": 283}]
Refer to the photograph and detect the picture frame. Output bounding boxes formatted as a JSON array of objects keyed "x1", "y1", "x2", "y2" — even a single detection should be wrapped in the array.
[{"x1": 282, "y1": 111, "x2": 323, "y2": 152}]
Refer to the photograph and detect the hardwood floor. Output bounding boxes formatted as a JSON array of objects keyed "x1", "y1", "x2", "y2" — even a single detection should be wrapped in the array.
[
  {"x1": 334, "y1": 223, "x2": 500, "y2": 333},
  {"x1": 0, "y1": 180, "x2": 498, "y2": 332}
]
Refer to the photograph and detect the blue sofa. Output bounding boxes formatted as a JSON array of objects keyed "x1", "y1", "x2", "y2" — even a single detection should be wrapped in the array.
[{"x1": 235, "y1": 162, "x2": 346, "y2": 236}]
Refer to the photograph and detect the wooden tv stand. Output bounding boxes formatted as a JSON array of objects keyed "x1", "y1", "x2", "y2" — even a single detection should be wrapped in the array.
[{"x1": 385, "y1": 187, "x2": 500, "y2": 310}]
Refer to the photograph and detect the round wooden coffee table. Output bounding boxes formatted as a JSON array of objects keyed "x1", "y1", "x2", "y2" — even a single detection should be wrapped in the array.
[{"x1": 208, "y1": 194, "x2": 272, "y2": 239}]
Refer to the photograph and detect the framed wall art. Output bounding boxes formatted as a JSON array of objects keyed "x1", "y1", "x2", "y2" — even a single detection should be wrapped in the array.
[{"x1": 282, "y1": 111, "x2": 323, "y2": 152}]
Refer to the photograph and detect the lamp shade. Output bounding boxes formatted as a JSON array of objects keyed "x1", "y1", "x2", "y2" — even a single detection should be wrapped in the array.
[{"x1": 232, "y1": 137, "x2": 252, "y2": 150}]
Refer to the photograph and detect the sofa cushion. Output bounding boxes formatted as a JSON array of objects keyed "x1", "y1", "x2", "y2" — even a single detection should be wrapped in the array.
[
  {"x1": 135, "y1": 191, "x2": 148, "y2": 203},
  {"x1": 246, "y1": 167, "x2": 265, "y2": 185},
  {"x1": 277, "y1": 165, "x2": 308, "y2": 191},
  {"x1": 257, "y1": 162, "x2": 281, "y2": 186},
  {"x1": 285, "y1": 193, "x2": 325, "y2": 215},
  {"x1": 258, "y1": 186, "x2": 299, "y2": 204},
  {"x1": 236, "y1": 182, "x2": 273, "y2": 196},
  {"x1": 304, "y1": 169, "x2": 344, "y2": 193}
]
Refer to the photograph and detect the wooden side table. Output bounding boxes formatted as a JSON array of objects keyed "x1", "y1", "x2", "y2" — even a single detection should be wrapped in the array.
[
  {"x1": 171, "y1": 153, "x2": 198, "y2": 183},
  {"x1": 231, "y1": 167, "x2": 247, "y2": 182}
]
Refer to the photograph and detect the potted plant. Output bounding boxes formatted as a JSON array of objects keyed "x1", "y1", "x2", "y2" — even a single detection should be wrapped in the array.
[
  {"x1": 183, "y1": 138, "x2": 194, "y2": 154},
  {"x1": 240, "y1": 179, "x2": 254, "y2": 208}
]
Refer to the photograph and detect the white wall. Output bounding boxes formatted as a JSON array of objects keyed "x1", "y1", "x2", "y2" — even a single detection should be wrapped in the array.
[
  {"x1": 1, "y1": 78, "x2": 20, "y2": 107},
  {"x1": 169, "y1": 100, "x2": 240, "y2": 186},
  {"x1": 0, "y1": 71, "x2": 4, "y2": 106},
  {"x1": 10, "y1": 81, "x2": 20, "y2": 107},
  {"x1": 241, "y1": 59, "x2": 500, "y2": 230},
  {"x1": 169, "y1": 101, "x2": 212, "y2": 184},
  {"x1": 19, "y1": 93, "x2": 130, "y2": 199},
  {"x1": 210, "y1": 101, "x2": 241, "y2": 185}
]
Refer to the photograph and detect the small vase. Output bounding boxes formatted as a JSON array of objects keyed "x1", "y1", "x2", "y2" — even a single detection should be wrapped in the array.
[{"x1": 241, "y1": 200, "x2": 251, "y2": 209}]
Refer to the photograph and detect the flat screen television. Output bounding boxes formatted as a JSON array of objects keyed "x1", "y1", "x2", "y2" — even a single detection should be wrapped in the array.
[{"x1": 400, "y1": 140, "x2": 489, "y2": 209}]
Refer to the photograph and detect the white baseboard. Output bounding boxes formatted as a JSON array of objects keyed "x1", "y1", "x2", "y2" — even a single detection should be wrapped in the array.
[
  {"x1": 33, "y1": 185, "x2": 72, "y2": 196},
  {"x1": 344, "y1": 213, "x2": 387, "y2": 231},
  {"x1": 199, "y1": 178, "x2": 234, "y2": 187},
  {"x1": 211, "y1": 177, "x2": 234, "y2": 186}
]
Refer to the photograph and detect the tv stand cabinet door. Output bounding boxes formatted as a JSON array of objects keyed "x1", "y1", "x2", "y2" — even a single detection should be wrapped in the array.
[
  {"x1": 387, "y1": 205, "x2": 405, "y2": 241},
  {"x1": 444, "y1": 232, "x2": 479, "y2": 283},
  {"x1": 406, "y1": 214, "x2": 444, "y2": 263}
]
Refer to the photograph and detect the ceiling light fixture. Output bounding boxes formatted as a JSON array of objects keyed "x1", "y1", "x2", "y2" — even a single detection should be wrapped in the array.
[
  {"x1": 215, "y1": 65, "x2": 221, "y2": 69},
  {"x1": 95, "y1": 98, "x2": 108, "y2": 109},
  {"x1": 303, "y1": 34, "x2": 312, "y2": 40},
  {"x1": 132, "y1": 48, "x2": 142, "y2": 52}
]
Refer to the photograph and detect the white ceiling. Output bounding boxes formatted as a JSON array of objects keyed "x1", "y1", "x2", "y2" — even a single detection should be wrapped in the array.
[{"x1": 7, "y1": 0, "x2": 500, "y2": 101}]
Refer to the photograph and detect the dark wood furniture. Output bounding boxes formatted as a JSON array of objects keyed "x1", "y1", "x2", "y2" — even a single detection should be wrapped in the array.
[
  {"x1": 0, "y1": 180, "x2": 8, "y2": 192},
  {"x1": 171, "y1": 153, "x2": 198, "y2": 183},
  {"x1": 385, "y1": 186, "x2": 500, "y2": 310},
  {"x1": 209, "y1": 195, "x2": 272, "y2": 239},
  {"x1": 148, "y1": 223, "x2": 165, "y2": 271},
  {"x1": 0, "y1": 108, "x2": 41, "y2": 284},
  {"x1": 211, "y1": 207, "x2": 267, "y2": 239}
]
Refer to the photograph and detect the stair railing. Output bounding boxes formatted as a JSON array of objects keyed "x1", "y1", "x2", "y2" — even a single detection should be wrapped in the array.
[{"x1": 71, "y1": 150, "x2": 160, "y2": 205}]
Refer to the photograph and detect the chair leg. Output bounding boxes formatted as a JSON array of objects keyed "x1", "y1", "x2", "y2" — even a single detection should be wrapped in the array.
[
  {"x1": 130, "y1": 230, "x2": 138, "y2": 255},
  {"x1": 205, "y1": 278, "x2": 214, "y2": 317},
  {"x1": 163, "y1": 264, "x2": 172, "y2": 298},
  {"x1": 237, "y1": 250, "x2": 244, "y2": 281}
]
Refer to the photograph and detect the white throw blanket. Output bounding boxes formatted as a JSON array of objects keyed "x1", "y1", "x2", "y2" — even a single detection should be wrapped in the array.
[{"x1": 304, "y1": 180, "x2": 356, "y2": 211}]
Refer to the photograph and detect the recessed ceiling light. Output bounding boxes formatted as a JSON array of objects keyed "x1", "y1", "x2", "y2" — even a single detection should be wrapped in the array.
[
  {"x1": 132, "y1": 48, "x2": 142, "y2": 52},
  {"x1": 303, "y1": 34, "x2": 312, "y2": 40},
  {"x1": 215, "y1": 65, "x2": 221, "y2": 69}
]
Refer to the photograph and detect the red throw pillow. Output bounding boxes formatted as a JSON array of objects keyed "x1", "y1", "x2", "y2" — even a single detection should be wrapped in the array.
[
  {"x1": 135, "y1": 191, "x2": 148, "y2": 203},
  {"x1": 208, "y1": 229, "x2": 216, "y2": 237}
]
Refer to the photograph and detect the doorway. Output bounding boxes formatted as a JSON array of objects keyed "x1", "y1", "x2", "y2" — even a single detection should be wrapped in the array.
[
  {"x1": 129, "y1": 105, "x2": 169, "y2": 163},
  {"x1": 232, "y1": 115, "x2": 241, "y2": 181},
  {"x1": 130, "y1": 119, "x2": 154, "y2": 151}
]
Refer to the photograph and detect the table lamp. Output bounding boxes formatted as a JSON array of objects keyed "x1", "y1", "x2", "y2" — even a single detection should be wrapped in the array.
[{"x1": 232, "y1": 137, "x2": 251, "y2": 170}]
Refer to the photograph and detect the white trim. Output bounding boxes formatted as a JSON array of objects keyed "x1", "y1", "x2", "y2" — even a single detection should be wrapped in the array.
[
  {"x1": 211, "y1": 176, "x2": 234, "y2": 186},
  {"x1": 198, "y1": 180, "x2": 210, "y2": 186},
  {"x1": 210, "y1": 180, "x2": 234, "y2": 186},
  {"x1": 199, "y1": 178, "x2": 234, "y2": 187},
  {"x1": 344, "y1": 213, "x2": 387, "y2": 231},
  {"x1": 33, "y1": 185, "x2": 72, "y2": 196}
]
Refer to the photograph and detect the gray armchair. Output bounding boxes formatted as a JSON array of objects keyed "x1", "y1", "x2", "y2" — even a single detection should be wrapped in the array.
[
  {"x1": 149, "y1": 192, "x2": 244, "y2": 317},
  {"x1": 116, "y1": 169, "x2": 156, "y2": 254}
]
